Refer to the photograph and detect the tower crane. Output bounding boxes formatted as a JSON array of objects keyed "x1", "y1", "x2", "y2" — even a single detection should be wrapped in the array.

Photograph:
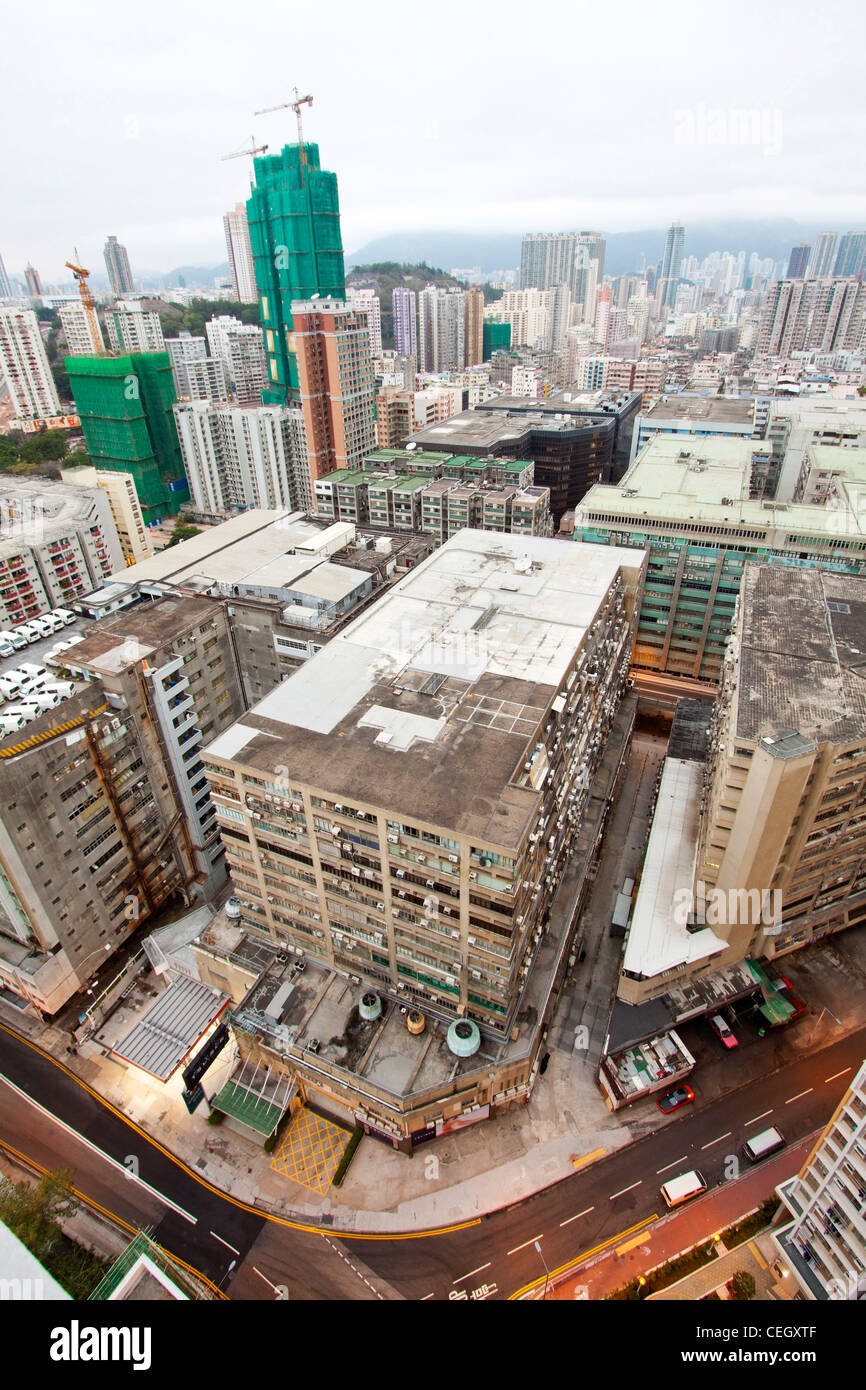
[
  {"x1": 255, "y1": 88, "x2": 313, "y2": 185},
  {"x1": 221, "y1": 135, "x2": 268, "y2": 164},
  {"x1": 64, "y1": 250, "x2": 104, "y2": 356}
]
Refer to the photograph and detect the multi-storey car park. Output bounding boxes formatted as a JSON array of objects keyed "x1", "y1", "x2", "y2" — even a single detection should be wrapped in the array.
[{"x1": 197, "y1": 531, "x2": 646, "y2": 1149}]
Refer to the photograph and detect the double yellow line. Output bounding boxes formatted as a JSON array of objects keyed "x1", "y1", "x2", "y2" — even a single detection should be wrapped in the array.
[{"x1": 508, "y1": 1214, "x2": 658, "y2": 1300}]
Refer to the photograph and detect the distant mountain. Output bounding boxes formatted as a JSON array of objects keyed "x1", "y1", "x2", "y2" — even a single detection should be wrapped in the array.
[
  {"x1": 137, "y1": 263, "x2": 231, "y2": 291},
  {"x1": 346, "y1": 221, "x2": 833, "y2": 278}
]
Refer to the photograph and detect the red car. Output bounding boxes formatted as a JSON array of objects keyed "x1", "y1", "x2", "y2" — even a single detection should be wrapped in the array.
[
  {"x1": 708, "y1": 1013, "x2": 739, "y2": 1049},
  {"x1": 657, "y1": 1084, "x2": 695, "y2": 1114}
]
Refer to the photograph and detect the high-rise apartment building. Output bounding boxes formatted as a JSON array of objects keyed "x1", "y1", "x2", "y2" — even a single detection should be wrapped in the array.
[
  {"x1": 167, "y1": 332, "x2": 207, "y2": 394},
  {"x1": 223, "y1": 203, "x2": 258, "y2": 304},
  {"x1": 773, "y1": 1057, "x2": 866, "y2": 1300},
  {"x1": 59, "y1": 463, "x2": 152, "y2": 565},
  {"x1": 0, "y1": 306, "x2": 62, "y2": 420},
  {"x1": 0, "y1": 475, "x2": 123, "y2": 626},
  {"x1": 806, "y1": 231, "x2": 838, "y2": 280},
  {"x1": 292, "y1": 299, "x2": 375, "y2": 488},
  {"x1": 106, "y1": 302, "x2": 166, "y2": 354},
  {"x1": 346, "y1": 288, "x2": 383, "y2": 356},
  {"x1": 24, "y1": 264, "x2": 43, "y2": 298},
  {"x1": 66, "y1": 352, "x2": 188, "y2": 523},
  {"x1": 0, "y1": 595, "x2": 245, "y2": 1015},
  {"x1": 103, "y1": 236, "x2": 134, "y2": 296},
  {"x1": 833, "y1": 232, "x2": 866, "y2": 280},
  {"x1": 392, "y1": 287, "x2": 417, "y2": 358},
  {"x1": 485, "y1": 288, "x2": 550, "y2": 351},
  {"x1": 520, "y1": 233, "x2": 575, "y2": 292},
  {"x1": 786, "y1": 243, "x2": 812, "y2": 279},
  {"x1": 0, "y1": 252, "x2": 11, "y2": 299},
  {"x1": 205, "y1": 316, "x2": 267, "y2": 405},
  {"x1": 60, "y1": 301, "x2": 105, "y2": 356},
  {"x1": 174, "y1": 401, "x2": 310, "y2": 513},
  {"x1": 464, "y1": 287, "x2": 484, "y2": 366},
  {"x1": 658, "y1": 221, "x2": 685, "y2": 310},
  {"x1": 418, "y1": 287, "x2": 466, "y2": 371},
  {"x1": 246, "y1": 143, "x2": 345, "y2": 399},
  {"x1": 758, "y1": 278, "x2": 865, "y2": 356}
]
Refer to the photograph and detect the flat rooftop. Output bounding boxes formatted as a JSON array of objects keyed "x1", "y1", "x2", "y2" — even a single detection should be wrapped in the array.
[
  {"x1": 479, "y1": 389, "x2": 638, "y2": 417},
  {"x1": 640, "y1": 396, "x2": 756, "y2": 425},
  {"x1": 63, "y1": 594, "x2": 221, "y2": 674},
  {"x1": 733, "y1": 564, "x2": 866, "y2": 745},
  {"x1": 0, "y1": 476, "x2": 111, "y2": 558},
  {"x1": 108, "y1": 510, "x2": 304, "y2": 585},
  {"x1": 576, "y1": 434, "x2": 866, "y2": 539},
  {"x1": 409, "y1": 412, "x2": 530, "y2": 450},
  {"x1": 621, "y1": 758, "x2": 726, "y2": 981},
  {"x1": 205, "y1": 531, "x2": 645, "y2": 846}
]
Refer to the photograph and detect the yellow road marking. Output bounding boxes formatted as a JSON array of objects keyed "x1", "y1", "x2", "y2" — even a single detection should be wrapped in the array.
[
  {"x1": 571, "y1": 1146, "x2": 605, "y2": 1171},
  {"x1": 616, "y1": 1231, "x2": 651, "y2": 1256},
  {"x1": 0, "y1": 1022, "x2": 480, "y2": 1241},
  {"x1": 509, "y1": 1214, "x2": 659, "y2": 1300},
  {"x1": 0, "y1": 1133, "x2": 227, "y2": 1300}
]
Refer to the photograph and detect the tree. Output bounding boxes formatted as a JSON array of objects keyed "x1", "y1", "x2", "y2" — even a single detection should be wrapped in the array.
[
  {"x1": 0, "y1": 1168, "x2": 77, "y2": 1265},
  {"x1": 728, "y1": 1269, "x2": 756, "y2": 1301},
  {"x1": 165, "y1": 522, "x2": 202, "y2": 547}
]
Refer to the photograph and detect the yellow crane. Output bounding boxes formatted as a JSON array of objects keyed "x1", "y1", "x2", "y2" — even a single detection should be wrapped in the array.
[
  {"x1": 255, "y1": 88, "x2": 313, "y2": 185},
  {"x1": 64, "y1": 250, "x2": 104, "y2": 356}
]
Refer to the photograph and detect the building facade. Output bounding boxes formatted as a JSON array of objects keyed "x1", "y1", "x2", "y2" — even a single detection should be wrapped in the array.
[
  {"x1": 174, "y1": 401, "x2": 311, "y2": 513},
  {"x1": 106, "y1": 304, "x2": 166, "y2": 354},
  {"x1": 291, "y1": 299, "x2": 375, "y2": 488},
  {"x1": 392, "y1": 287, "x2": 417, "y2": 358},
  {"x1": 0, "y1": 307, "x2": 62, "y2": 421},
  {"x1": 223, "y1": 203, "x2": 258, "y2": 304},
  {"x1": 104, "y1": 237, "x2": 134, "y2": 296},
  {"x1": 418, "y1": 287, "x2": 466, "y2": 372}
]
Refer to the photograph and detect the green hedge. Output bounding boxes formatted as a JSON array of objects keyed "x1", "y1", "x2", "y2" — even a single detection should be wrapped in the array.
[{"x1": 331, "y1": 1126, "x2": 364, "y2": 1187}]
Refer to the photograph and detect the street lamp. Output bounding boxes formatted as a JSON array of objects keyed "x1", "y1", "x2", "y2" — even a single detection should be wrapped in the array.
[{"x1": 534, "y1": 1241, "x2": 551, "y2": 1300}]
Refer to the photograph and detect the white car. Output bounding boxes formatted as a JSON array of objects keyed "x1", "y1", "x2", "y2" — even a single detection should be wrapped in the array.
[
  {"x1": 20, "y1": 690, "x2": 63, "y2": 712},
  {"x1": 52, "y1": 608, "x2": 76, "y2": 627},
  {"x1": 2, "y1": 704, "x2": 40, "y2": 723}
]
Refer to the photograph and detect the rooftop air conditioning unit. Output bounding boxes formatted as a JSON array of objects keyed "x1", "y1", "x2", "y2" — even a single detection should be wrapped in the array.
[
  {"x1": 469, "y1": 871, "x2": 478, "y2": 881},
  {"x1": 334, "y1": 804, "x2": 343, "y2": 812},
  {"x1": 426, "y1": 878, "x2": 435, "y2": 887},
  {"x1": 448, "y1": 854, "x2": 459, "y2": 863},
  {"x1": 416, "y1": 854, "x2": 427, "y2": 864},
  {"x1": 467, "y1": 936, "x2": 476, "y2": 946},
  {"x1": 396, "y1": 869, "x2": 405, "y2": 878},
  {"x1": 388, "y1": 833, "x2": 399, "y2": 844},
  {"x1": 376, "y1": 902, "x2": 385, "y2": 912}
]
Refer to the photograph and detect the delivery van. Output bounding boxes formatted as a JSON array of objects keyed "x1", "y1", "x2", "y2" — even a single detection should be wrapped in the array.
[
  {"x1": 743, "y1": 1126, "x2": 785, "y2": 1163},
  {"x1": 660, "y1": 1169, "x2": 707, "y2": 1208}
]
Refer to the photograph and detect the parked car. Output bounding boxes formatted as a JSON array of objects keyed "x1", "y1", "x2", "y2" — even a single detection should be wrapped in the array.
[
  {"x1": 657, "y1": 1084, "x2": 695, "y2": 1115},
  {"x1": 0, "y1": 640, "x2": 15, "y2": 658},
  {"x1": 0, "y1": 629, "x2": 29, "y2": 650},
  {"x1": 43, "y1": 680, "x2": 75, "y2": 700},
  {"x1": 708, "y1": 1013, "x2": 739, "y2": 1048},
  {"x1": 20, "y1": 690, "x2": 63, "y2": 712},
  {"x1": 2, "y1": 704, "x2": 41, "y2": 723},
  {"x1": 52, "y1": 608, "x2": 76, "y2": 627},
  {"x1": 0, "y1": 673, "x2": 26, "y2": 701}
]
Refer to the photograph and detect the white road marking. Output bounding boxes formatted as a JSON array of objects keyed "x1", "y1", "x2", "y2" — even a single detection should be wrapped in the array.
[
  {"x1": 825, "y1": 1068, "x2": 852, "y2": 1084},
  {"x1": 560, "y1": 1207, "x2": 595, "y2": 1226},
  {"x1": 421, "y1": 1292, "x2": 435, "y2": 1300},
  {"x1": 507, "y1": 1235, "x2": 544, "y2": 1256},
  {"x1": 253, "y1": 1266, "x2": 280, "y2": 1292},
  {"x1": 785, "y1": 1088, "x2": 813, "y2": 1105},
  {"x1": 656, "y1": 1157, "x2": 688, "y2": 1174},
  {"x1": 744, "y1": 1110, "x2": 773, "y2": 1127},
  {"x1": 453, "y1": 1262, "x2": 492, "y2": 1284},
  {"x1": 701, "y1": 1132, "x2": 732, "y2": 1149},
  {"x1": 610, "y1": 1181, "x2": 642, "y2": 1199},
  {"x1": 210, "y1": 1230, "x2": 240, "y2": 1255},
  {"x1": 0, "y1": 1074, "x2": 197, "y2": 1224}
]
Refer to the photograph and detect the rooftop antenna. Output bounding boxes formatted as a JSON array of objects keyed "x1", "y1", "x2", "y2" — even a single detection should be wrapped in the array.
[{"x1": 255, "y1": 87, "x2": 314, "y2": 186}]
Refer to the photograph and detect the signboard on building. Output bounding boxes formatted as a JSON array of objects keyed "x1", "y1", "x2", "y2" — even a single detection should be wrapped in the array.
[
  {"x1": 435, "y1": 1104, "x2": 490, "y2": 1137},
  {"x1": 182, "y1": 1022, "x2": 230, "y2": 1090},
  {"x1": 18, "y1": 415, "x2": 80, "y2": 433},
  {"x1": 182, "y1": 1083, "x2": 204, "y2": 1114}
]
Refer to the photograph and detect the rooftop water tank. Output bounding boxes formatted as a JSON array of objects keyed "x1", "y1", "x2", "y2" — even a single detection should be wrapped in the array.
[
  {"x1": 447, "y1": 1018, "x2": 481, "y2": 1057},
  {"x1": 225, "y1": 896, "x2": 241, "y2": 920},
  {"x1": 407, "y1": 1010, "x2": 425, "y2": 1035},
  {"x1": 359, "y1": 991, "x2": 383, "y2": 1022}
]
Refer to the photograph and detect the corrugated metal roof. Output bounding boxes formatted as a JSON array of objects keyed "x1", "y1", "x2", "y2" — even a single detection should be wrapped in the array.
[{"x1": 113, "y1": 977, "x2": 228, "y2": 1080}]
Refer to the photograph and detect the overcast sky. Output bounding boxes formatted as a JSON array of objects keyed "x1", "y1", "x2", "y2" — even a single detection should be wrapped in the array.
[{"x1": 2, "y1": 0, "x2": 864, "y2": 281}]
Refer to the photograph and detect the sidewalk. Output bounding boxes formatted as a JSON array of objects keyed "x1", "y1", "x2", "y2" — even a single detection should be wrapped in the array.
[{"x1": 545, "y1": 1135, "x2": 815, "y2": 1301}]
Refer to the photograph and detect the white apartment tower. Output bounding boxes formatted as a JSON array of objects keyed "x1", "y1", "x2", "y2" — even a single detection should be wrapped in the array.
[
  {"x1": 59, "y1": 301, "x2": 105, "y2": 356},
  {"x1": 773, "y1": 1057, "x2": 866, "y2": 1300},
  {"x1": 174, "y1": 401, "x2": 311, "y2": 514},
  {"x1": 0, "y1": 307, "x2": 62, "y2": 420},
  {"x1": 223, "y1": 203, "x2": 258, "y2": 304},
  {"x1": 106, "y1": 302, "x2": 165, "y2": 353},
  {"x1": 418, "y1": 287, "x2": 466, "y2": 372},
  {"x1": 346, "y1": 288, "x2": 383, "y2": 356}
]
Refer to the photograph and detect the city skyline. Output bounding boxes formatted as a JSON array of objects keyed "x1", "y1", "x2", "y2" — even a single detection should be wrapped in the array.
[{"x1": 1, "y1": 0, "x2": 864, "y2": 277}]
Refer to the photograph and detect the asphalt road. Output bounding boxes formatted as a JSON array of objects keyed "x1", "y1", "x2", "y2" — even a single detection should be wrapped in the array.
[{"x1": 1, "y1": 1020, "x2": 863, "y2": 1301}]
